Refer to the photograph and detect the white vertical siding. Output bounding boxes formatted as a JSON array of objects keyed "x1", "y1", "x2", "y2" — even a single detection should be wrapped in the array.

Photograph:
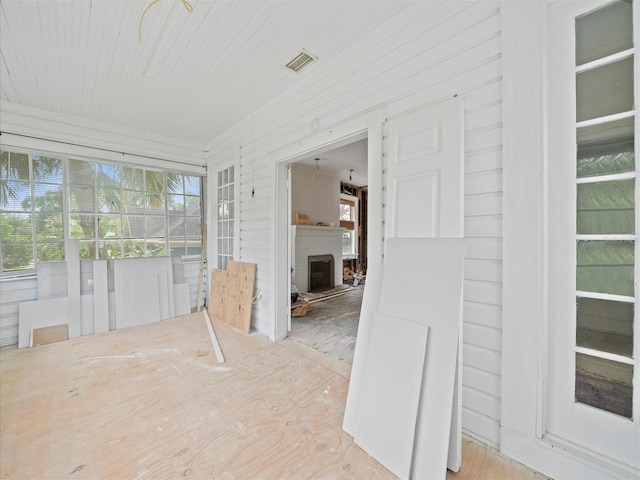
[
  {"x1": 0, "y1": 278, "x2": 37, "y2": 346},
  {"x1": 207, "y1": 1, "x2": 503, "y2": 448}
]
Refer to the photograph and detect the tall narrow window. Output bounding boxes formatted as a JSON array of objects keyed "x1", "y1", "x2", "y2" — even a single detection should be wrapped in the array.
[
  {"x1": 216, "y1": 166, "x2": 234, "y2": 269},
  {"x1": 574, "y1": 0, "x2": 636, "y2": 418},
  {"x1": 340, "y1": 197, "x2": 357, "y2": 257}
]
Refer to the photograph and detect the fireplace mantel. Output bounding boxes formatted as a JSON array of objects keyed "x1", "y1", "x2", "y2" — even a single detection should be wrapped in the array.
[{"x1": 291, "y1": 225, "x2": 344, "y2": 293}]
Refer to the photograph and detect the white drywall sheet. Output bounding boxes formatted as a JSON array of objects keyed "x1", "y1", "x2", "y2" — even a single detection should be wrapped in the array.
[
  {"x1": 354, "y1": 312, "x2": 429, "y2": 480},
  {"x1": 174, "y1": 283, "x2": 191, "y2": 316},
  {"x1": 18, "y1": 297, "x2": 68, "y2": 348},
  {"x1": 93, "y1": 260, "x2": 109, "y2": 333},
  {"x1": 113, "y1": 257, "x2": 174, "y2": 329},
  {"x1": 36, "y1": 261, "x2": 67, "y2": 299},
  {"x1": 66, "y1": 239, "x2": 81, "y2": 339},
  {"x1": 381, "y1": 237, "x2": 464, "y2": 480},
  {"x1": 343, "y1": 262, "x2": 384, "y2": 435},
  {"x1": 344, "y1": 238, "x2": 464, "y2": 480}
]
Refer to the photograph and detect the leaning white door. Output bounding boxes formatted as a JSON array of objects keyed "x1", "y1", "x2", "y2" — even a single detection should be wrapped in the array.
[
  {"x1": 385, "y1": 96, "x2": 464, "y2": 472},
  {"x1": 546, "y1": 0, "x2": 639, "y2": 473}
]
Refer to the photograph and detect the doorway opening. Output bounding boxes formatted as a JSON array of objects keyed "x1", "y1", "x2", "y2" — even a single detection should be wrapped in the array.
[
  {"x1": 287, "y1": 138, "x2": 369, "y2": 364},
  {"x1": 271, "y1": 107, "x2": 384, "y2": 346}
]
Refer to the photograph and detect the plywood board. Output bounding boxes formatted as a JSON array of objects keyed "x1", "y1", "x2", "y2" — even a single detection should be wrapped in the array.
[
  {"x1": 226, "y1": 261, "x2": 256, "y2": 333},
  {"x1": 354, "y1": 312, "x2": 429, "y2": 480},
  {"x1": 93, "y1": 260, "x2": 109, "y2": 334},
  {"x1": 209, "y1": 262, "x2": 256, "y2": 334},
  {"x1": 174, "y1": 283, "x2": 191, "y2": 316},
  {"x1": 208, "y1": 269, "x2": 227, "y2": 321},
  {"x1": 381, "y1": 237, "x2": 464, "y2": 480},
  {"x1": 31, "y1": 324, "x2": 68, "y2": 346},
  {"x1": 18, "y1": 297, "x2": 68, "y2": 348},
  {"x1": 343, "y1": 261, "x2": 384, "y2": 436}
]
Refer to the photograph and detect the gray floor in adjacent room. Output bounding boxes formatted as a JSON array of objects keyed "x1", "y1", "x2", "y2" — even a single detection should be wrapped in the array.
[{"x1": 288, "y1": 283, "x2": 364, "y2": 365}]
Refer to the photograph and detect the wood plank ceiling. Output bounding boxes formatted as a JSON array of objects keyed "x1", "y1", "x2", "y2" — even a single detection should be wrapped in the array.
[{"x1": 0, "y1": 0, "x2": 416, "y2": 146}]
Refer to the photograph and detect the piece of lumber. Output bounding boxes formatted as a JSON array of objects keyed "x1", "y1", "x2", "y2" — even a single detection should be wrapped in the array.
[
  {"x1": 31, "y1": 324, "x2": 68, "y2": 347},
  {"x1": 202, "y1": 309, "x2": 224, "y2": 363},
  {"x1": 291, "y1": 300, "x2": 311, "y2": 317},
  {"x1": 196, "y1": 224, "x2": 207, "y2": 312}
]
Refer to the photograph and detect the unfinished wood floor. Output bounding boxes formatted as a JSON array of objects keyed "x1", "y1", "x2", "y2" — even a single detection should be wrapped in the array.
[{"x1": 1, "y1": 313, "x2": 547, "y2": 480}]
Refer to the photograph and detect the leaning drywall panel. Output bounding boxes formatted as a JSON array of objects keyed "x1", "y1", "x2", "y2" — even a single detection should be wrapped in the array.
[
  {"x1": 343, "y1": 261, "x2": 384, "y2": 435},
  {"x1": 18, "y1": 297, "x2": 69, "y2": 348},
  {"x1": 354, "y1": 311, "x2": 429, "y2": 480},
  {"x1": 93, "y1": 260, "x2": 109, "y2": 333},
  {"x1": 66, "y1": 239, "x2": 82, "y2": 339},
  {"x1": 380, "y1": 237, "x2": 464, "y2": 480}
]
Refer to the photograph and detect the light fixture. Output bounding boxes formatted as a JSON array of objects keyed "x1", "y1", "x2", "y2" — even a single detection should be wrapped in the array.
[
  {"x1": 315, "y1": 158, "x2": 321, "y2": 170},
  {"x1": 349, "y1": 169, "x2": 354, "y2": 181}
]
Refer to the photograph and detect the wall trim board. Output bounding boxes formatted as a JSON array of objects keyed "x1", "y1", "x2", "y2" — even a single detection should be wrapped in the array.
[{"x1": 0, "y1": 101, "x2": 207, "y2": 169}]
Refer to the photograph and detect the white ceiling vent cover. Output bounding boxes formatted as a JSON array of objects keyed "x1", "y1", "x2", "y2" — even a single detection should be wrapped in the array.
[{"x1": 285, "y1": 51, "x2": 316, "y2": 73}]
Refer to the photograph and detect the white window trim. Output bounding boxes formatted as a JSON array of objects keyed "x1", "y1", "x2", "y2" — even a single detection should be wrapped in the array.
[{"x1": 502, "y1": 1, "x2": 637, "y2": 478}]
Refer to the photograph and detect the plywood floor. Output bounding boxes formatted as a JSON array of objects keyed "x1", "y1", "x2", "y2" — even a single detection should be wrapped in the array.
[{"x1": 1, "y1": 313, "x2": 547, "y2": 480}]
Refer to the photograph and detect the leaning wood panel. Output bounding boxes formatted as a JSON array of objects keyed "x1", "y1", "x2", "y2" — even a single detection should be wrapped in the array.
[
  {"x1": 226, "y1": 261, "x2": 257, "y2": 333},
  {"x1": 31, "y1": 324, "x2": 68, "y2": 347}
]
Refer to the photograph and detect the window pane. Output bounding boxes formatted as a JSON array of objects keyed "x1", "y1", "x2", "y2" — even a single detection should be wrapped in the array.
[
  {"x1": 145, "y1": 215, "x2": 166, "y2": 237},
  {"x1": 79, "y1": 240, "x2": 96, "y2": 260},
  {"x1": 145, "y1": 193, "x2": 165, "y2": 213},
  {"x1": 68, "y1": 159, "x2": 95, "y2": 186},
  {"x1": 8, "y1": 153, "x2": 28, "y2": 180},
  {"x1": 122, "y1": 167, "x2": 144, "y2": 189},
  {"x1": 35, "y1": 213, "x2": 63, "y2": 239},
  {"x1": 123, "y1": 215, "x2": 144, "y2": 238},
  {"x1": 98, "y1": 214, "x2": 121, "y2": 239},
  {"x1": 169, "y1": 217, "x2": 185, "y2": 237},
  {"x1": 0, "y1": 151, "x2": 8, "y2": 179},
  {"x1": 2, "y1": 181, "x2": 30, "y2": 211},
  {"x1": 185, "y1": 217, "x2": 201, "y2": 237},
  {"x1": 577, "y1": 117, "x2": 635, "y2": 178},
  {"x1": 577, "y1": 240, "x2": 635, "y2": 296},
  {"x1": 98, "y1": 240, "x2": 121, "y2": 259},
  {"x1": 168, "y1": 194, "x2": 185, "y2": 214},
  {"x1": 124, "y1": 239, "x2": 145, "y2": 257},
  {"x1": 146, "y1": 238, "x2": 165, "y2": 256},
  {"x1": 576, "y1": 297, "x2": 634, "y2": 357},
  {"x1": 98, "y1": 189, "x2": 121, "y2": 213},
  {"x1": 69, "y1": 184, "x2": 95, "y2": 213},
  {"x1": 97, "y1": 163, "x2": 120, "y2": 188},
  {"x1": 145, "y1": 170, "x2": 164, "y2": 192},
  {"x1": 576, "y1": 1, "x2": 633, "y2": 66},
  {"x1": 37, "y1": 241, "x2": 64, "y2": 262},
  {"x1": 122, "y1": 190, "x2": 143, "y2": 209},
  {"x1": 577, "y1": 180, "x2": 635, "y2": 234},
  {"x1": 184, "y1": 176, "x2": 200, "y2": 195},
  {"x1": 33, "y1": 156, "x2": 62, "y2": 183},
  {"x1": 576, "y1": 353, "x2": 633, "y2": 418},
  {"x1": 70, "y1": 214, "x2": 95, "y2": 239},
  {"x1": 2, "y1": 213, "x2": 31, "y2": 240},
  {"x1": 576, "y1": 57, "x2": 634, "y2": 122},
  {"x1": 1, "y1": 242, "x2": 33, "y2": 271}
]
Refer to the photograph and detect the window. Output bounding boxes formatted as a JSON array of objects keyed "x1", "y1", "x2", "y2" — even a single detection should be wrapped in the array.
[
  {"x1": 0, "y1": 151, "x2": 64, "y2": 272},
  {"x1": 340, "y1": 196, "x2": 357, "y2": 257},
  {"x1": 574, "y1": 0, "x2": 636, "y2": 418},
  {"x1": 216, "y1": 166, "x2": 234, "y2": 269},
  {"x1": 0, "y1": 148, "x2": 204, "y2": 274}
]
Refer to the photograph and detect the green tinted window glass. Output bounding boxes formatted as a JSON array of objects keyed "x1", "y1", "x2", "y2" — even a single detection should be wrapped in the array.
[
  {"x1": 576, "y1": 297, "x2": 634, "y2": 357},
  {"x1": 576, "y1": 57, "x2": 634, "y2": 122},
  {"x1": 577, "y1": 117, "x2": 635, "y2": 178},
  {"x1": 576, "y1": 1, "x2": 633, "y2": 66},
  {"x1": 577, "y1": 240, "x2": 635, "y2": 296},
  {"x1": 577, "y1": 180, "x2": 635, "y2": 234},
  {"x1": 576, "y1": 353, "x2": 633, "y2": 418}
]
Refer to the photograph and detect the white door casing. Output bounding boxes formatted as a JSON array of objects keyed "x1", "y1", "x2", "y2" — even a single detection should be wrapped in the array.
[
  {"x1": 384, "y1": 95, "x2": 464, "y2": 473},
  {"x1": 546, "y1": 0, "x2": 639, "y2": 473}
]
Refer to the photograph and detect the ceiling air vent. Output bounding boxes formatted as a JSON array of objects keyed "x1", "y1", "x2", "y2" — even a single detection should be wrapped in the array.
[{"x1": 285, "y1": 51, "x2": 316, "y2": 73}]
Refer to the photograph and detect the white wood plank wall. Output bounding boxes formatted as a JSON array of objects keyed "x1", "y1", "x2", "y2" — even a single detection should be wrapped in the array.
[
  {"x1": 0, "y1": 278, "x2": 37, "y2": 346},
  {"x1": 207, "y1": 1, "x2": 503, "y2": 448}
]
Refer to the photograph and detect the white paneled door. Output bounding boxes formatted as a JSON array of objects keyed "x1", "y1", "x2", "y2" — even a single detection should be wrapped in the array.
[
  {"x1": 546, "y1": 0, "x2": 639, "y2": 474},
  {"x1": 384, "y1": 96, "x2": 464, "y2": 473}
]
